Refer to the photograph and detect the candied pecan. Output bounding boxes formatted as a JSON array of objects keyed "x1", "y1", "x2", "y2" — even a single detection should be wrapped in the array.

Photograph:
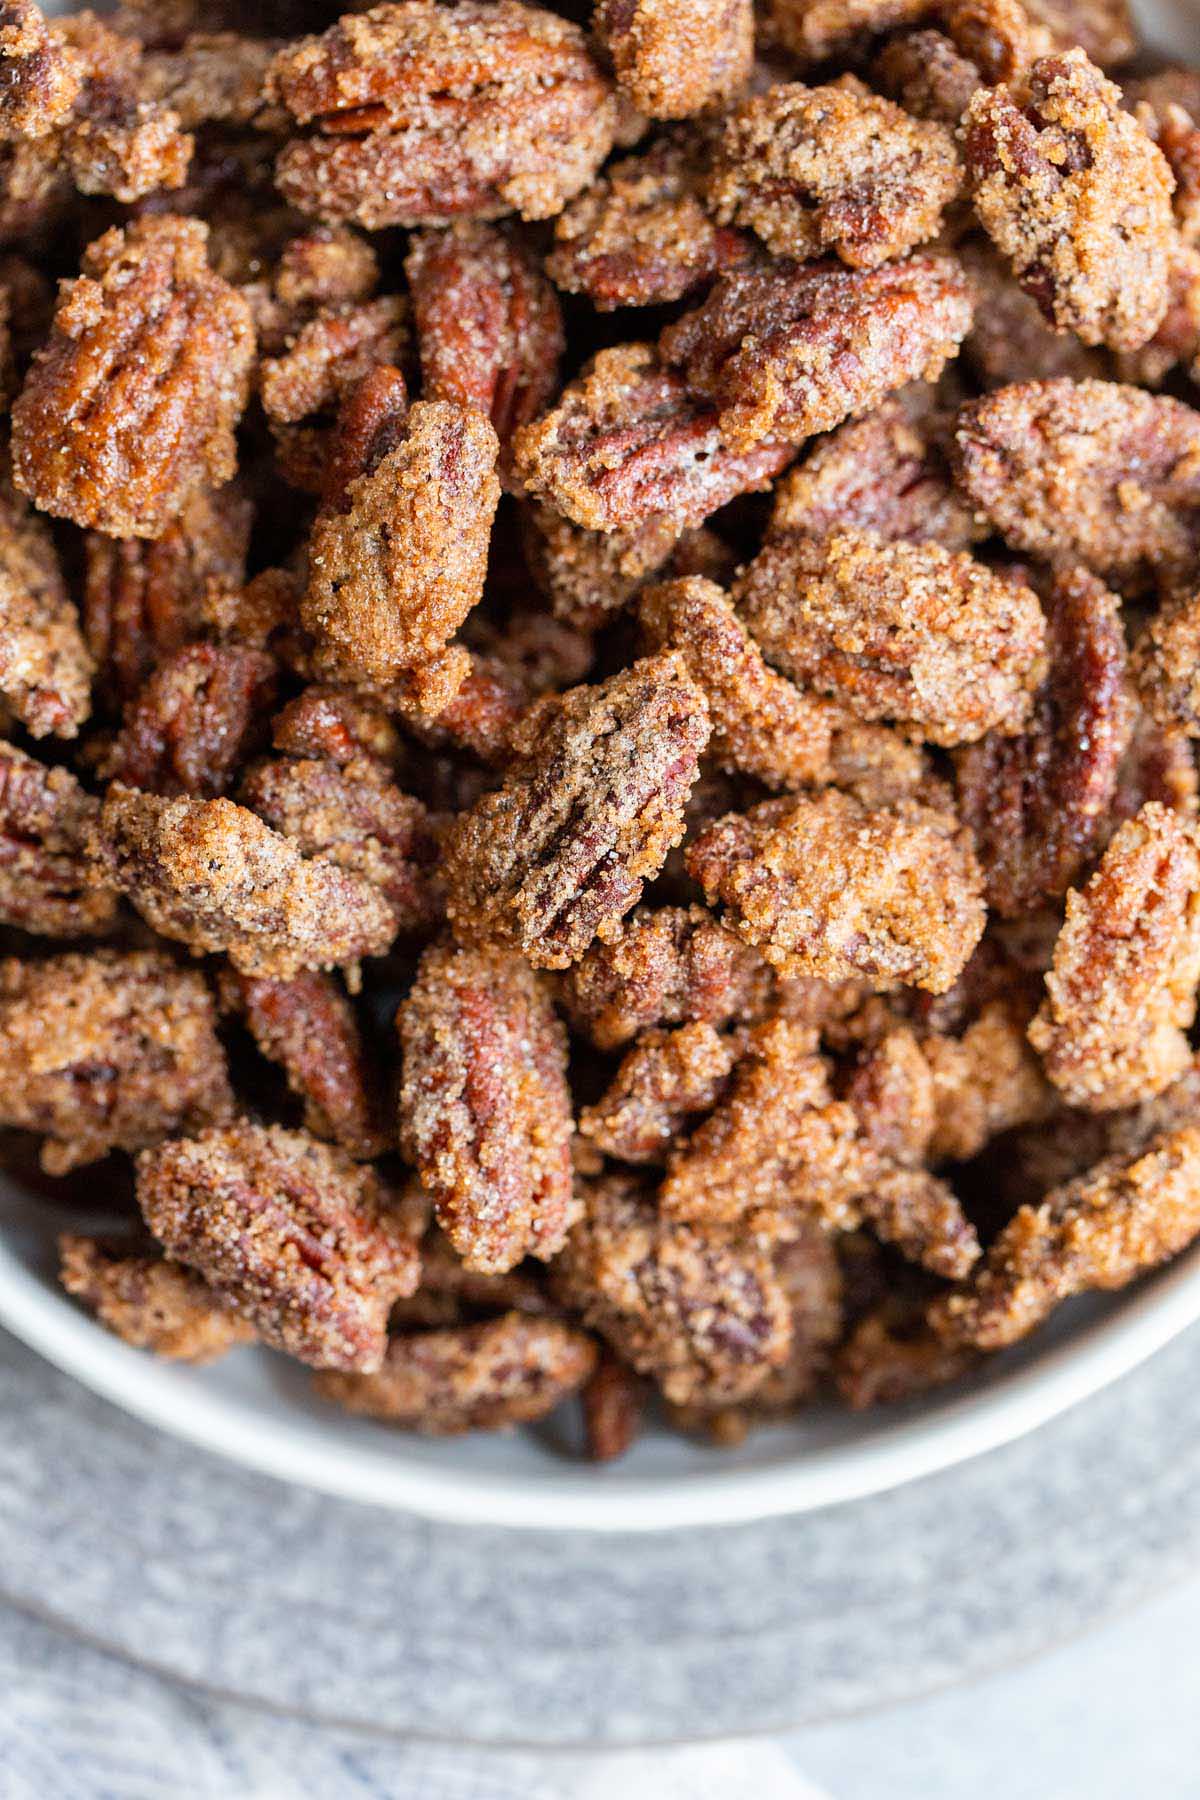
[
  {"x1": 687, "y1": 789, "x2": 985, "y2": 992},
  {"x1": 270, "y1": 0, "x2": 616, "y2": 230},
  {"x1": 406, "y1": 223, "x2": 563, "y2": 462},
  {"x1": 707, "y1": 81, "x2": 961, "y2": 271},
  {"x1": 511, "y1": 343, "x2": 793, "y2": 534},
  {"x1": 398, "y1": 941, "x2": 573, "y2": 1274},
  {"x1": 659, "y1": 254, "x2": 973, "y2": 453},
  {"x1": 763, "y1": 0, "x2": 1036, "y2": 72},
  {"x1": 595, "y1": 0, "x2": 751, "y2": 120},
  {"x1": 316, "y1": 361, "x2": 409, "y2": 514},
  {"x1": 0, "y1": 0, "x2": 80, "y2": 140},
  {"x1": 767, "y1": 386, "x2": 985, "y2": 553},
  {"x1": 956, "y1": 238, "x2": 1108, "y2": 388},
  {"x1": 521, "y1": 500, "x2": 682, "y2": 628},
  {"x1": 951, "y1": 379, "x2": 1200, "y2": 587},
  {"x1": 303, "y1": 398, "x2": 499, "y2": 692},
  {"x1": 1112, "y1": 242, "x2": 1200, "y2": 389},
  {"x1": 100, "y1": 643, "x2": 278, "y2": 798},
  {"x1": 139, "y1": 32, "x2": 281, "y2": 131},
  {"x1": 442, "y1": 653, "x2": 709, "y2": 969},
  {"x1": 559, "y1": 902, "x2": 770, "y2": 1049},
  {"x1": 955, "y1": 563, "x2": 1132, "y2": 916},
  {"x1": 240, "y1": 754, "x2": 442, "y2": 938},
  {"x1": 579, "y1": 1019, "x2": 739, "y2": 1163},
  {"x1": 54, "y1": 12, "x2": 192, "y2": 204},
  {"x1": 931, "y1": 1124, "x2": 1200, "y2": 1350},
  {"x1": 272, "y1": 224, "x2": 379, "y2": 312},
  {"x1": 220, "y1": 966, "x2": 387, "y2": 1158},
  {"x1": 739, "y1": 1224, "x2": 845, "y2": 1415},
  {"x1": 137, "y1": 1120, "x2": 419, "y2": 1371},
  {"x1": 1112, "y1": 707, "x2": 1199, "y2": 830},
  {"x1": 270, "y1": 684, "x2": 400, "y2": 767},
  {"x1": 1022, "y1": 0, "x2": 1133, "y2": 65},
  {"x1": 1029, "y1": 803, "x2": 1200, "y2": 1110},
  {"x1": 922, "y1": 998, "x2": 1053, "y2": 1159},
  {"x1": 83, "y1": 485, "x2": 253, "y2": 708},
  {"x1": 1133, "y1": 590, "x2": 1200, "y2": 739},
  {"x1": 0, "y1": 745, "x2": 117, "y2": 938},
  {"x1": 857, "y1": 1167, "x2": 979, "y2": 1280},
  {"x1": 871, "y1": 29, "x2": 981, "y2": 126},
  {"x1": 0, "y1": 134, "x2": 71, "y2": 247},
  {"x1": 554, "y1": 1172, "x2": 791, "y2": 1406},
  {"x1": 835, "y1": 1296, "x2": 978, "y2": 1407},
  {"x1": 734, "y1": 529, "x2": 1046, "y2": 747},
  {"x1": 581, "y1": 1350, "x2": 644, "y2": 1460},
  {"x1": 962, "y1": 50, "x2": 1174, "y2": 352},
  {"x1": 258, "y1": 295, "x2": 408, "y2": 429},
  {"x1": 390, "y1": 651, "x2": 527, "y2": 767},
  {"x1": 95, "y1": 785, "x2": 397, "y2": 978},
  {"x1": 58, "y1": 1234, "x2": 254, "y2": 1363},
  {"x1": 0, "y1": 483, "x2": 92, "y2": 738},
  {"x1": 1130, "y1": 77, "x2": 1200, "y2": 247},
  {"x1": 315, "y1": 1311, "x2": 596, "y2": 1431},
  {"x1": 13, "y1": 216, "x2": 254, "y2": 540},
  {"x1": 545, "y1": 135, "x2": 753, "y2": 311},
  {"x1": 0, "y1": 948, "x2": 231, "y2": 1174}
]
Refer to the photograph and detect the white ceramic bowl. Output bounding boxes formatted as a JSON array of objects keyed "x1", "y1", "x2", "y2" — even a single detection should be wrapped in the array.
[{"x1": 5, "y1": 0, "x2": 1200, "y2": 1531}]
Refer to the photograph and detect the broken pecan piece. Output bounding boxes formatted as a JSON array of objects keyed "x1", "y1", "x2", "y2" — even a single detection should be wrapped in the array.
[
  {"x1": 58, "y1": 1234, "x2": 255, "y2": 1363},
  {"x1": 579, "y1": 1019, "x2": 739, "y2": 1164}
]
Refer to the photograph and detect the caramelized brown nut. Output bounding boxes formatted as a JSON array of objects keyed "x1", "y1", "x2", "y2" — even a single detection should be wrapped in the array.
[
  {"x1": 521, "y1": 501, "x2": 682, "y2": 629},
  {"x1": 398, "y1": 940, "x2": 574, "y2": 1274},
  {"x1": 579, "y1": 1019, "x2": 739, "y2": 1163},
  {"x1": 581, "y1": 1351, "x2": 644, "y2": 1460},
  {"x1": 931, "y1": 1124, "x2": 1200, "y2": 1349},
  {"x1": 137, "y1": 1120, "x2": 419, "y2": 1371},
  {"x1": 0, "y1": 0, "x2": 80, "y2": 140},
  {"x1": 1030, "y1": 804, "x2": 1200, "y2": 1110},
  {"x1": 95, "y1": 785, "x2": 397, "y2": 978},
  {"x1": 659, "y1": 254, "x2": 973, "y2": 452},
  {"x1": 220, "y1": 966, "x2": 388, "y2": 1159},
  {"x1": 835, "y1": 1298, "x2": 978, "y2": 1407},
  {"x1": 1022, "y1": 0, "x2": 1133, "y2": 65},
  {"x1": 0, "y1": 948, "x2": 231, "y2": 1174},
  {"x1": 1112, "y1": 706, "x2": 1199, "y2": 830},
  {"x1": 315, "y1": 1311, "x2": 596, "y2": 1430},
  {"x1": 139, "y1": 32, "x2": 280, "y2": 131},
  {"x1": 554, "y1": 1172, "x2": 791, "y2": 1406},
  {"x1": 0, "y1": 483, "x2": 92, "y2": 737},
  {"x1": 737, "y1": 1224, "x2": 845, "y2": 1416},
  {"x1": 734, "y1": 530, "x2": 1046, "y2": 746},
  {"x1": 1132, "y1": 591, "x2": 1200, "y2": 737},
  {"x1": 511, "y1": 342, "x2": 794, "y2": 533},
  {"x1": 962, "y1": 50, "x2": 1175, "y2": 352},
  {"x1": 955, "y1": 563, "x2": 1133, "y2": 916},
  {"x1": 707, "y1": 81, "x2": 961, "y2": 270},
  {"x1": 258, "y1": 295, "x2": 408, "y2": 429},
  {"x1": 442, "y1": 653, "x2": 710, "y2": 968},
  {"x1": 951, "y1": 379, "x2": 1200, "y2": 586},
  {"x1": 957, "y1": 237, "x2": 1108, "y2": 388},
  {"x1": 0, "y1": 745, "x2": 117, "y2": 937},
  {"x1": 1111, "y1": 241, "x2": 1200, "y2": 391},
  {"x1": 56, "y1": 11, "x2": 192, "y2": 204},
  {"x1": 687, "y1": 789, "x2": 985, "y2": 991},
  {"x1": 871, "y1": 28, "x2": 981, "y2": 126},
  {"x1": 58, "y1": 1234, "x2": 254, "y2": 1363},
  {"x1": 270, "y1": 685, "x2": 400, "y2": 768},
  {"x1": 270, "y1": 0, "x2": 616, "y2": 229},
  {"x1": 922, "y1": 998, "x2": 1053, "y2": 1160},
  {"x1": 545, "y1": 136, "x2": 753, "y2": 311},
  {"x1": 13, "y1": 217, "x2": 255, "y2": 540},
  {"x1": 857, "y1": 1166, "x2": 980, "y2": 1281},
  {"x1": 763, "y1": 0, "x2": 1036, "y2": 74},
  {"x1": 100, "y1": 643, "x2": 278, "y2": 797},
  {"x1": 595, "y1": 0, "x2": 751, "y2": 119},
  {"x1": 1129, "y1": 75, "x2": 1200, "y2": 246}
]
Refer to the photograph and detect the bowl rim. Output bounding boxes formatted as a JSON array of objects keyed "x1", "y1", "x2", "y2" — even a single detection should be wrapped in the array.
[{"x1": 2, "y1": 1224, "x2": 1199, "y2": 1530}]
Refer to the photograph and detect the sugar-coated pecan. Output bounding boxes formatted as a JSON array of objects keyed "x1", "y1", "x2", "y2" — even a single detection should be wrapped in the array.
[
  {"x1": 581, "y1": 1350, "x2": 644, "y2": 1460},
  {"x1": 1022, "y1": 0, "x2": 1133, "y2": 65},
  {"x1": 707, "y1": 81, "x2": 961, "y2": 270},
  {"x1": 559, "y1": 901, "x2": 771, "y2": 1049},
  {"x1": 58, "y1": 1234, "x2": 255, "y2": 1363},
  {"x1": 545, "y1": 135, "x2": 753, "y2": 311},
  {"x1": 951, "y1": 379, "x2": 1200, "y2": 587},
  {"x1": 734, "y1": 529, "x2": 1046, "y2": 746},
  {"x1": 1129, "y1": 74, "x2": 1200, "y2": 247},
  {"x1": 1029, "y1": 803, "x2": 1200, "y2": 1110},
  {"x1": 139, "y1": 31, "x2": 281, "y2": 131},
  {"x1": 220, "y1": 966, "x2": 388, "y2": 1158},
  {"x1": 55, "y1": 12, "x2": 192, "y2": 204},
  {"x1": 270, "y1": 0, "x2": 616, "y2": 229},
  {"x1": 768, "y1": 386, "x2": 985, "y2": 554},
  {"x1": 659, "y1": 254, "x2": 973, "y2": 452},
  {"x1": 871, "y1": 28, "x2": 982, "y2": 125},
  {"x1": 0, "y1": 745, "x2": 117, "y2": 937},
  {"x1": 0, "y1": 0, "x2": 80, "y2": 140},
  {"x1": 921, "y1": 998, "x2": 1053, "y2": 1159},
  {"x1": 763, "y1": 0, "x2": 1036, "y2": 73},
  {"x1": 857, "y1": 1167, "x2": 980, "y2": 1281},
  {"x1": 835, "y1": 1296, "x2": 978, "y2": 1406},
  {"x1": 100, "y1": 643, "x2": 278, "y2": 797},
  {"x1": 520, "y1": 501, "x2": 681, "y2": 628},
  {"x1": 1132, "y1": 592, "x2": 1200, "y2": 737},
  {"x1": 13, "y1": 217, "x2": 255, "y2": 540},
  {"x1": 579, "y1": 1019, "x2": 739, "y2": 1163},
  {"x1": 95, "y1": 785, "x2": 398, "y2": 978},
  {"x1": 931, "y1": 1123, "x2": 1200, "y2": 1349},
  {"x1": 0, "y1": 948, "x2": 232, "y2": 1174},
  {"x1": 554, "y1": 1171, "x2": 791, "y2": 1406},
  {"x1": 0, "y1": 132, "x2": 70, "y2": 247},
  {"x1": 962, "y1": 50, "x2": 1175, "y2": 352},
  {"x1": 137, "y1": 1120, "x2": 419, "y2": 1371},
  {"x1": 687, "y1": 789, "x2": 985, "y2": 991},
  {"x1": 596, "y1": 0, "x2": 751, "y2": 119},
  {"x1": 398, "y1": 940, "x2": 574, "y2": 1273},
  {"x1": 957, "y1": 238, "x2": 1108, "y2": 388},
  {"x1": 511, "y1": 342, "x2": 794, "y2": 533},
  {"x1": 955, "y1": 563, "x2": 1132, "y2": 916},
  {"x1": 303, "y1": 398, "x2": 499, "y2": 691},
  {"x1": 258, "y1": 295, "x2": 408, "y2": 429},
  {"x1": 1112, "y1": 707, "x2": 1200, "y2": 831},
  {"x1": 406, "y1": 223, "x2": 562, "y2": 463},
  {"x1": 1112, "y1": 242, "x2": 1200, "y2": 391},
  {"x1": 270, "y1": 685, "x2": 400, "y2": 769},
  {"x1": 315, "y1": 1311, "x2": 596, "y2": 1430},
  {"x1": 442, "y1": 653, "x2": 710, "y2": 969},
  {"x1": 0, "y1": 483, "x2": 92, "y2": 738}
]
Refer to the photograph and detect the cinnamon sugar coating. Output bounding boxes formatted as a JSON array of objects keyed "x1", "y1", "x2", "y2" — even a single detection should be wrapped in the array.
[
  {"x1": 58, "y1": 1234, "x2": 255, "y2": 1363},
  {"x1": 763, "y1": 0, "x2": 1037, "y2": 73},
  {"x1": 0, "y1": 948, "x2": 232, "y2": 1174},
  {"x1": 315, "y1": 1311, "x2": 596, "y2": 1431},
  {"x1": 54, "y1": 12, "x2": 192, "y2": 204},
  {"x1": 0, "y1": 483, "x2": 92, "y2": 738},
  {"x1": 687, "y1": 789, "x2": 985, "y2": 992},
  {"x1": 871, "y1": 28, "x2": 982, "y2": 126},
  {"x1": 269, "y1": 0, "x2": 616, "y2": 230},
  {"x1": 270, "y1": 685, "x2": 400, "y2": 768},
  {"x1": 1029, "y1": 803, "x2": 1200, "y2": 1110},
  {"x1": 1129, "y1": 74, "x2": 1200, "y2": 248},
  {"x1": 1132, "y1": 591, "x2": 1200, "y2": 737},
  {"x1": 962, "y1": 50, "x2": 1175, "y2": 352},
  {"x1": 0, "y1": 745, "x2": 116, "y2": 937},
  {"x1": 139, "y1": 32, "x2": 280, "y2": 132},
  {"x1": 595, "y1": 0, "x2": 752, "y2": 120},
  {"x1": 659, "y1": 254, "x2": 973, "y2": 452},
  {"x1": 579, "y1": 1019, "x2": 739, "y2": 1163},
  {"x1": 136, "y1": 1120, "x2": 419, "y2": 1371},
  {"x1": 734, "y1": 529, "x2": 1046, "y2": 746},
  {"x1": 258, "y1": 295, "x2": 408, "y2": 431},
  {"x1": 835, "y1": 1296, "x2": 978, "y2": 1406},
  {"x1": 0, "y1": 0, "x2": 80, "y2": 141},
  {"x1": 95, "y1": 785, "x2": 397, "y2": 978},
  {"x1": 442, "y1": 653, "x2": 710, "y2": 969},
  {"x1": 100, "y1": 642, "x2": 277, "y2": 797},
  {"x1": 12, "y1": 216, "x2": 255, "y2": 539},
  {"x1": 957, "y1": 238, "x2": 1108, "y2": 388}
]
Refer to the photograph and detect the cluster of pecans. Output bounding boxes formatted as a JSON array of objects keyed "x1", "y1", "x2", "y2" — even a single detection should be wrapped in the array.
[{"x1": 4, "y1": 0, "x2": 1200, "y2": 1456}]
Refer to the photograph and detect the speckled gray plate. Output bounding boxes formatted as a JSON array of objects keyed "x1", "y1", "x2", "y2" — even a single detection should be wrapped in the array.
[{"x1": 2, "y1": 1320, "x2": 1198, "y2": 1746}]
